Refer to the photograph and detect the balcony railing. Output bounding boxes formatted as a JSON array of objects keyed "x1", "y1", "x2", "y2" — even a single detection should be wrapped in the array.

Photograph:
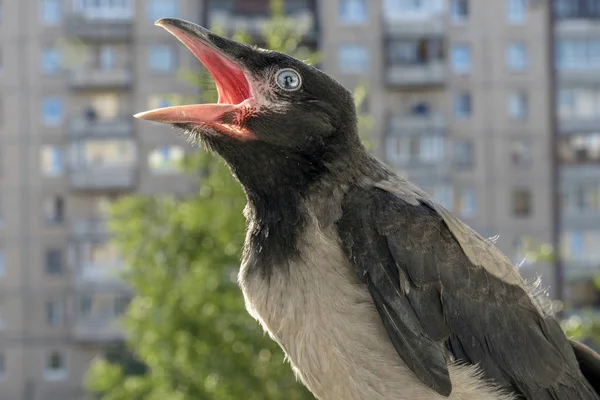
[
  {"x1": 386, "y1": 61, "x2": 446, "y2": 87},
  {"x1": 555, "y1": 0, "x2": 600, "y2": 19},
  {"x1": 71, "y1": 218, "x2": 109, "y2": 238},
  {"x1": 559, "y1": 116, "x2": 600, "y2": 134},
  {"x1": 70, "y1": 165, "x2": 136, "y2": 191},
  {"x1": 70, "y1": 68, "x2": 132, "y2": 90},
  {"x1": 383, "y1": 14, "x2": 446, "y2": 37},
  {"x1": 68, "y1": 116, "x2": 133, "y2": 139},
  {"x1": 66, "y1": 12, "x2": 133, "y2": 40},
  {"x1": 388, "y1": 113, "x2": 446, "y2": 135},
  {"x1": 558, "y1": 67, "x2": 600, "y2": 84},
  {"x1": 73, "y1": 316, "x2": 126, "y2": 343},
  {"x1": 207, "y1": 9, "x2": 316, "y2": 39}
]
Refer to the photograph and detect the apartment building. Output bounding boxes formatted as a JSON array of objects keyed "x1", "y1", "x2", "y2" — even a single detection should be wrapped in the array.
[
  {"x1": 555, "y1": 0, "x2": 600, "y2": 308},
  {"x1": 320, "y1": 0, "x2": 557, "y2": 292},
  {"x1": 1, "y1": 0, "x2": 599, "y2": 399},
  {"x1": 0, "y1": 0, "x2": 204, "y2": 399},
  {"x1": 0, "y1": 0, "x2": 319, "y2": 398}
]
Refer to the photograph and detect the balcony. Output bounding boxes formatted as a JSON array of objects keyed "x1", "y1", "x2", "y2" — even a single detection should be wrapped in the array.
[
  {"x1": 68, "y1": 116, "x2": 134, "y2": 139},
  {"x1": 73, "y1": 315, "x2": 126, "y2": 343},
  {"x1": 559, "y1": 117, "x2": 600, "y2": 134},
  {"x1": 386, "y1": 62, "x2": 446, "y2": 87},
  {"x1": 385, "y1": 117, "x2": 449, "y2": 183},
  {"x1": 70, "y1": 165, "x2": 136, "y2": 191},
  {"x1": 558, "y1": 68, "x2": 600, "y2": 84},
  {"x1": 555, "y1": 0, "x2": 600, "y2": 20},
  {"x1": 70, "y1": 68, "x2": 132, "y2": 90},
  {"x1": 560, "y1": 164, "x2": 600, "y2": 185},
  {"x1": 383, "y1": 14, "x2": 445, "y2": 37},
  {"x1": 207, "y1": 9, "x2": 317, "y2": 40},
  {"x1": 66, "y1": 13, "x2": 133, "y2": 41},
  {"x1": 388, "y1": 113, "x2": 446, "y2": 135},
  {"x1": 563, "y1": 260, "x2": 600, "y2": 281},
  {"x1": 72, "y1": 218, "x2": 109, "y2": 239}
]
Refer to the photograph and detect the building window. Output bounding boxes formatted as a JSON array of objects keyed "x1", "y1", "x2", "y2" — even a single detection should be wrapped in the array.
[
  {"x1": 149, "y1": 45, "x2": 177, "y2": 73},
  {"x1": 454, "y1": 92, "x2": 472, "y2": 119},
  {"x1": 75, "y1": 140, "x2": 136, "y2": 169},
  {"x1": 115, "y1": 295, "x2": 131, "y2": 315},
  {"x1": 507, "y1": 43, "x2": 528, "y2": 71},
  {"x1": 507, "y1": 0, "x2": 526, "y2": 23},
  {"x1": 99, "y1": 46, "x2": 116, "y2": 70},
  {"x1": 510, "y1": 138, "x2": 533, "y2": 167},
  {"x1": 45, "y1": 300, "x2": 65, "y2": 326},
  {"x1": 148, "y1": 0, "x2": 179, "y2": 22},
  {"x1": 561, "y1": 230, "x2": 600, "y2": 264},
  {"x1": 508, "y1": 91, "x2": 528, "y2": 120},
  {"x1": 420, "y1": 136, "x2": 445, "y2": 163},
  {"x1": 432, "y1": 185, "x2": 454, "y2": 210},
  {"x1": 338, "y1": 45, "x2": 369, "y2": 75},
  {"x1": 42, "y1": 98, "x2": 63, "y2": 126},
  {"x1": 450, "y1": 0, "x2": 468, "y2": 22},
  {"x1": 456, "y1": 188, "x2": 476, "y2": 218},
  {"x1": 558, "y1": 88, "x2": 600, "y2": 119},
  {"x1": 388, "y1": 38, "x2": 445, "y2": 65},
  {"x1": 453, "y1": 139, "x2": 474, "y2": 168},
  {"x1": 41, "y1": 146, "x2": 64, "y2": 177},
  {"x1": 148, "y1": 95, "x2": 175, "y2": 110},
  {"x1": 45, "y1": 249, "x2": 63, "y2": 275},
  {"x1": 40, "y1": 0, "x2": 62, "y2": 25},
  {"x1": 451, "y1": 44, "x2": 471, "y2": 73},
  {"x1": 148, "y1": 146, "x2": 184, "y2": 174},
  {"x1": 76, "y1": 0, "x2": 132, "y2": 19},
  {"x1": 44, "y1": 196, "x2": 64, "y2": 225},
  {"x1": 41, "y1": 47, "x2": 61, "y2": 75},
  {"x1": 555, "y1": 0, "x2": 600, "y2": 19},
  {"x1": 559, "y1": 133, "x2": 600, "y2": 163},
  {"x1": 561, "y1": 183, "x2": 600, "y2": 213},
  {"x1": 512, "y1": 189, "x2": 532, "y2": 217},
  {"x1": 556, "y1": 39, "x2": 600, "y2": 70},
  {"x1": 339, "y1": 0, "x2": 367, "y2": 24},
  {"x1": 44, "y1": 351, "x2": 67, "y2": 381},
  {"x1": 0, "y1": 251, "x2": 4, "y2": 278},
  {"x1": 387, "y1": 135, "x2": 445, "y2": 165}
]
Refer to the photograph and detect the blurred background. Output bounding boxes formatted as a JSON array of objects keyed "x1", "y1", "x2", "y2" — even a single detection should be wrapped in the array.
[{"x1": 1, "y1": 0, "x2": 600, "y2": 399}]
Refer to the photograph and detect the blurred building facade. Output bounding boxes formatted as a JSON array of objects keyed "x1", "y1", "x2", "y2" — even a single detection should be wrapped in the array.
[
  {"x1": 321, "y1": 0, "x2": 558, "y2": 291},
  {"x1": 0, "y1": 0, "x2": 599, "y2": 399},
  {"x1": 0, "y1": 0, "x2": 205, "y2": 399},
  {"x1": 554, "y1": 0, "x2": 600, "y2": 309}
]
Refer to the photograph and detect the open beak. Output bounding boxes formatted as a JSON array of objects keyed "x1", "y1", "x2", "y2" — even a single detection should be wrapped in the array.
[{"x1": 134, "y1": 19, "x2": 254, "y2": 133}]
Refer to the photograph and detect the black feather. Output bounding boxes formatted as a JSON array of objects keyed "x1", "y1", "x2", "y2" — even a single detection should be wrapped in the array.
[{"x1": 336, "y1": 184, "x2": 600, "y2": 399}]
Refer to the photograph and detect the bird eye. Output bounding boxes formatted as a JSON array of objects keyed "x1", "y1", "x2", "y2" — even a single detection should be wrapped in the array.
[{"x1": 276, "y1": 69, "x2": 301, "y2": 91}]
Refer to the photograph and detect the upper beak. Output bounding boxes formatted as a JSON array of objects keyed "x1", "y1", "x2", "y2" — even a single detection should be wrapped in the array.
[{"x1": 134, "y1": 18, "x2": 254, "y2": 125}]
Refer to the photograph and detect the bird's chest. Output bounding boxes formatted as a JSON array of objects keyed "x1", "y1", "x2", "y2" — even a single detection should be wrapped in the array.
[{"x1": 238, "y1": 224, "x2": 416, "y2": 399}]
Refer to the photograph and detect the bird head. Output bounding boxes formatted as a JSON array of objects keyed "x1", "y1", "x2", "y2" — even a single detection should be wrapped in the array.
[{"x1": 135, "y1": 19, "x2": 361, "y2": 197}]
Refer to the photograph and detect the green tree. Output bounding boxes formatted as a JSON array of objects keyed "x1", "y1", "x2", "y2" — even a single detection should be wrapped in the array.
[{"x1": 85, "y1": 2, "x2": 371, "y2": 399}]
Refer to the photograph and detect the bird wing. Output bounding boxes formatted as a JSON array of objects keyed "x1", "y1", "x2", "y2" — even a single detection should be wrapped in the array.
[{"x1": 335, "y1": 181, "x2": 598, "y2": 399}]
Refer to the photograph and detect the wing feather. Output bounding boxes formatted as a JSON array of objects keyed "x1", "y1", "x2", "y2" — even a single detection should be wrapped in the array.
[{"x1": 336, "y1": 183, "x2": 598, "y2": 399}]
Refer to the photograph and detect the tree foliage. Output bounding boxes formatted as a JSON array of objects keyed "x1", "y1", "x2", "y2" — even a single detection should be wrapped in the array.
[{"x1": 85, "y1": 2, "x2": 371, "y2": 399}]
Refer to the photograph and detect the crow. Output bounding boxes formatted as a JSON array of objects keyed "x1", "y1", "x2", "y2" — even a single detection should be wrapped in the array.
[{"x1": 135, "y1": 18, "x2": 600, "y2": 400}]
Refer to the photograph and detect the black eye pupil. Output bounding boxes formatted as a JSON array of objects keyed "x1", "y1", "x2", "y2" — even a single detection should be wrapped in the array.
[{"x1": 277, "y1": 70, "x2": 301, "y2": 90}]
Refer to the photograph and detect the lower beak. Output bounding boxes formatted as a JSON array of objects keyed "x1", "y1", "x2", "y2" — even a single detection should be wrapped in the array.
[{"x1": 134, "y1": 19, "x2": 253, "y2": 126}]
